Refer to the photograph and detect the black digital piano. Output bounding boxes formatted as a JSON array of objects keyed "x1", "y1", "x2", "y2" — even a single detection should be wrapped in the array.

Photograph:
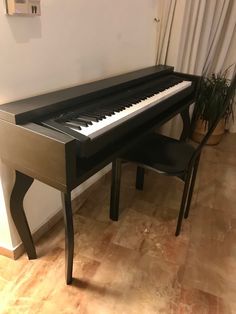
[{"x1": 0, "y1": 65, "x2": 198, "y2": 284}]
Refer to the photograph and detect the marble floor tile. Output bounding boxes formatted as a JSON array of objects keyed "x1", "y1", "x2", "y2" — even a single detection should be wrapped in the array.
[
  {"x1": 213, "y1": 165, "x2": 236, "y2": 211},
  {"x1": 228, "y1": 301, "x2": 236, "y2": 314},
  {"x1": 80, "y1": 244, "x2": 181, "y2": 314},
  {"x1": 73, "y1": 214, "x2": 119, "y2": 262},
  {"x1": 2, "y1": 253, "x2": 100, "y2": 314},
  {"x1": 172, "y1": 286, "x2": 232, "y2": 314},
  {"x1": 216, "y1": 132, "x2": 236, "y2": 153},
  {"x1": 195, "y1": 161, "x2": 218, "y2": 208},
  {"x1": 189, "y1": 204, "x2": 236, "y2": 241},
  {"x1": 182, "y1": 215, "x2": 236, "y2": 303},
  {"x1": 113, "y1": 209, "x2": 190, "y2": 266},
  {"x1": 202, "y1": 145, "x2": 236, "y2": 167}
]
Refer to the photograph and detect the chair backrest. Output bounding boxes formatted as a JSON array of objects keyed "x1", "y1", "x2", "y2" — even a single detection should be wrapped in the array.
[{"x1": 189, "y1": 73, "x2": 236, "y2": 166}]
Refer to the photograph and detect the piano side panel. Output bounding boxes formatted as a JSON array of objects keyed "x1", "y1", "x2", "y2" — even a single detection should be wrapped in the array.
[{"x1": 0, "y1": 121, "x2": 77, "y2": 192}]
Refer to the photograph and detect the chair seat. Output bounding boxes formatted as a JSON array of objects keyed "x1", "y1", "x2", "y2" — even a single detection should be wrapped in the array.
[{"x1": 123, "y1": 133, "x2": 195, "y2": 175}]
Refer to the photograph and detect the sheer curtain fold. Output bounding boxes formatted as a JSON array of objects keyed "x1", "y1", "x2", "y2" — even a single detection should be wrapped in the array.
[
  {"x1": 156, "y1": 0, "x2": 177, "y2": 65},
  {"x1": 157, "y1": 0, "x2": 236, "y2": 136},
  {"x1": 177, "y1": 0, "x2": 205, "y2": 74}
]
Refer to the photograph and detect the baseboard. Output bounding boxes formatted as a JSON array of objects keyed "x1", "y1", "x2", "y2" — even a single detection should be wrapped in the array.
[
  {"x1": 0, "y1": 166, "x2": 111, "y2": 260},
  {"x1": 0, "y1": 246, "x2": 15, "y2": 259}
]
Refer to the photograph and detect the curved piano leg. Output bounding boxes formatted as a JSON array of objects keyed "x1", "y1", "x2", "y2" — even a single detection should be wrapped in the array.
[
  {"x1": 10, "y1": 170, "x2": 37, "y2": 259},
  {"x1": 61, "y1": 192, "x2": 74, "y2": 285}
]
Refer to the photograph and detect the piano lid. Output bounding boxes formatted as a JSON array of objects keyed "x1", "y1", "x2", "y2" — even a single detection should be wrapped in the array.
[{"x1": 0, "y1": 65, "x2": 173, "y2": 125}]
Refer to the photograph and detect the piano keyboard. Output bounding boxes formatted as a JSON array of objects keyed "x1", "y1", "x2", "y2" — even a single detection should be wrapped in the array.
[{"x1": 59, "y1": 80, "x2": 192, "y2": 139}]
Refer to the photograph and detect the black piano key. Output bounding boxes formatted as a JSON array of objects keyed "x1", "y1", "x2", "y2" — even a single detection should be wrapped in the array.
[
  {"x1": 78, "y1": 115, "x2": 99, "y2": 122},
  {"x1": 125, "y1": 102, "x2": 134, "y2": 106},
  {"x1": 99, "y1": 112, "x2": 114, "y2": 116},
  {"x1": 65, "y1": 120, "x2": 84, "y2": 127},
  {"x1": 74, "y1": 117, "x2": 93, "y2": 125},
  {"x1": 91, "y1": 113, "x2": 106, "y2": 119},
  {"x1": 81, "y1": 113, "x2": 105, "y2": 120},
  {"x1": 95, "y1": 109, "x2": 114, "y2": 116},
  {"x1": 64, "y1": 122, "x2": 81, "y2": 130},
  {"x1": 70, "y1": 119, "x2": 89, "y2": 127},
  {"x1": 91, "y1": 113, "x2": 107, "y2": 119},
  {"x1": 112, "y1": 107, "x2": 125, "y2": 112},
  {"x1": 115, "y1": 103, "x2": 128, "y2": 109},
  {"x1": 124, "y1": 104, "x2": 133, "y2": 108}
]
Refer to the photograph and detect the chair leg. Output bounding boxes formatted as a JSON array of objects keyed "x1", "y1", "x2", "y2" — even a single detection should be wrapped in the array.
[
  {"x1": 136, "y1": 166, "x2": 145, "y2": 190},
  {"x1": 61, "y1": 192, "x2": 74, "y2": 285},
  {"x1": 184, "y1": 156, "x2": 201, "y2": 219},
  {"x1": 175, "y1": 170, "x2": 192, "y2": 236},
  {"x1": 110, "y1": 159, "x2": 122, "y2": 221}
]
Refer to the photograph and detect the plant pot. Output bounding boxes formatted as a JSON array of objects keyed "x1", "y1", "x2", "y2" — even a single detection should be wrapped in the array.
[{"x1": 191, "y1": 118, "x2": 225, "y2": 145}]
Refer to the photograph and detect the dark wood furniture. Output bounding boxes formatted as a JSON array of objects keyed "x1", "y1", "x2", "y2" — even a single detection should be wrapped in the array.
[{"x1": 0, "y1": 65, "x2": 197, "y2": 284}]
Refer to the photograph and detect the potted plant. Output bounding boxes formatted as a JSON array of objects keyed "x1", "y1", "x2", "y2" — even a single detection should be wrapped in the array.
[{"x1": 191, "y1": 69, "x2": 235, "y2": 145}]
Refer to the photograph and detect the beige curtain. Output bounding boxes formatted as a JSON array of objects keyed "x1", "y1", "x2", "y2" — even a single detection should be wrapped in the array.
[
  {"x1": 155, "y1": 0, "x2": 177, "y2": 65},
  {"x1": 156, "y1": 0, "x2": 236, "y2": 137}
]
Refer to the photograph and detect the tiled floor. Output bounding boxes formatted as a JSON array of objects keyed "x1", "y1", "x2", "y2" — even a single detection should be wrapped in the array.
[{"x1": 0, "y1": 133, "x2": 236, "y2": 313}]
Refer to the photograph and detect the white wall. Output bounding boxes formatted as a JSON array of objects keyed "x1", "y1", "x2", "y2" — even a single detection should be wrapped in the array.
[
  {"x1": 0, "y1": 163, "x2": 13, "y2": 249},
  {"x1": 0, "y1": 0, "x2": 158, "y2": 103},
  {"x1": 0, "y1": 0, "x2": 158, "y2": 250}
]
